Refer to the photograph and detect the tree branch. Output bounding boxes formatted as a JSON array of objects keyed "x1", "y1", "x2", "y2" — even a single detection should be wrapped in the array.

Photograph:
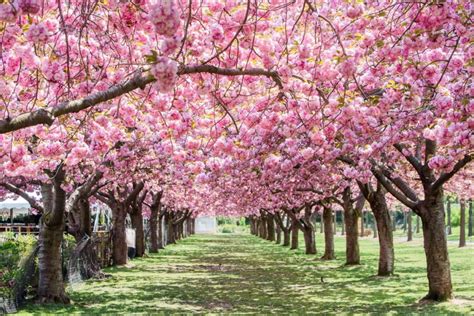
[
  {"x1": 0, "y1": 65, "x2": 283, "y2": 134},
  {"x1": 431, "y1": 154, "x2": 473, "y2": 192},
  {"x1": 372, "y1": 169, "x2": 417, "y2": 209},
  {"x1": 0, "y1": 183, "x2": 44, "y2": 212}
]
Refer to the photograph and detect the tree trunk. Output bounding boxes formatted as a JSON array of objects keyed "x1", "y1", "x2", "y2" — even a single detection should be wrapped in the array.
[
  {"x1": 333, "y1": 212, "x2": 337, "y2": 235},
  {"x1": 38, "y1": 222, "x2": 69, "y2": 303},
  {"x1": 259, "y1": 217, "x2": 267, "y2": 238},
  {"x1": 418, "y1": 190, "x2": 452, "y2": 301},
  {"x1": 290, "y1": 222, "x2": 299, "y2": 250},
  {"x1": 373, "y1": 216, "x2": 378, "y2": 238},
  {"x1": 468, "y1": 200, "x2": 473, "y2": 237},
  {"x1": 319, "y1": 213, "x2": 323, "y2": 233},
  {"x1": 130, "y1": 210, "x2": 145, "y2": 257},
  {"x1": 283, "y1": 229, "x2": 290, "y2": 246},
  {"x1": 459, "y1": 200, "x2": 466, "y2": 248},
  {"x1": 446, "y1": 199, "x2": 452, "y2": 235},
  {"x1": 402, "y1": 211, "x2": 407, "y2": 232},
  {"x1": 167, "y1": 213, "x2": 176, "y2": 244},
  {"x1": 266, "y1": 213, "x2": 276, "y2": 241},
  {"x1": 302, "y1": 226, "x2": 316, "y2": 254},
  {"x1": 149, "y1": 207, "x2": 159, "y2": 253},
  {"x1": 371, "y1": 195, "x2": 394, "y2": 276},
  {"x1": 37, "y1": 177, "x2": 69, "y2": 303},
  {"x1": 275, "y1": 224, "x2": 281, "y2": 244},
  {"x1": 158, "y1": 215, "x2": 164, "y2": 248},
  {"x1": 341, "y1": 211, "x2": 345, "y2": 235},
  {"x1": 111, "y1": 205, "x2": 128, "y2": 265},
  {"x1": 343, "y1": 189, "x2": 360, "y2": 265},
  {"x1": 407, "y1": 211, "x2": 413, "y2": 242},
  {"x1": 360, "y1": 211, "x2": 364, "y2": 237},
  {"x1": 321, "y1": 206, "x2": 335, "y2": 260},
  {"x1": 79, "y1": 198, "x2": 92, "y2": 237},
  {"x1": 392, "y1": 211, "x2": 396, "y2": 231},
  {"x1": 416, "y1": 215, "x2": 420, "y2": 234}
]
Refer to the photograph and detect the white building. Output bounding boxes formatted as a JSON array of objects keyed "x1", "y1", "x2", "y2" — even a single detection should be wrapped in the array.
[{"x1": 195, "y1": 216, "x2": 217, "y2": 234}]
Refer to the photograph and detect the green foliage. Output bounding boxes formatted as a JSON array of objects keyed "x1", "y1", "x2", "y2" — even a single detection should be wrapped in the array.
[{"x1": 0, "y1": 234, "x2": 37, "y2": 298}]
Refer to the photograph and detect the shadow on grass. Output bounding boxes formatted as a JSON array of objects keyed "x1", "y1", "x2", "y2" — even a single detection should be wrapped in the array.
[{"x1": 19, "y1": 234, "x2": 474, "y2": 315}]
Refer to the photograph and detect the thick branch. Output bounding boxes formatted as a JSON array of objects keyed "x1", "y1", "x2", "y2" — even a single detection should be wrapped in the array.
[
  {"x1": 372, "y1": 169, "x2": 417, "y2": 209},
  {"x1": 0, "y1": 183, "x2": 44, "y2": 212},
  {"x1": 431, "y1": 154, "x2": 473, "y2": 192},
  {"x1": 394, "y1": 143, "x2": 423, "y2": 175},
  {"x1": 0, "y1": 65, "x2": 282, "y2": 134},
  {"x1": 66, "y1": 171, "x2": 103, "y2": 214}
]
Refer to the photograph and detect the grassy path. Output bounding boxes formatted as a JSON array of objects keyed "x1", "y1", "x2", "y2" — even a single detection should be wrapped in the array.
[{"x1": 20, "y1": 233, "x2": 474, "y2": 315}]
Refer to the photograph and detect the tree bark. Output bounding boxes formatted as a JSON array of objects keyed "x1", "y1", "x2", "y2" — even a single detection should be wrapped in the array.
[
  {"x1": 446, "y1": 198, "x2": 452, "y2": 235},
  {"x1": 266, "y1": 213, "x2": 276, "y2": 241},
  {"x1": 373, "y1": 214, "x2": 378, "y2": 238},
  {"x1": 149, "y1": 207, "x2": 159, "y2": 253},
  {"x1": 258, "y1": 216, "x2": 267, "y2": 239},
  {"x1": 341, "y1": 211, "x2": 345, "y2": 235},
  {"x1": 360, "y1": 211, "x2": 364, "y2": 237},
  {"x1": 343, "y1": 188, "x2": 361, "y2": 265},
  {"x1": 290, "y1": 221, "x2": 299, "y2": 250},
  {"x1": 459, "y1": 199, "x2": 466, "y2": 248},
  {"x1": 302, "y1": 226, "x2": 316, "y2": 254},
  {"x1": 37, "y1": 170, "x2": 69, "y2": 304},
  {"x1": 407, "y1": 211, "x2": 413, "y2": 242},
  {"x1": 283, "y1": 229, "x2": 290, "y2": 246},
  {"x1": 111, "y1": 204, "x2": 128, "y2": 265},
  {"x1": 158, "y1": 214, "x2": 165, "y2": 248},
  {"x1": 130, "y1": 210, "x2": 145, "y2": 257},
  {"x1": 275, "y1": 223, "x2": 281, "y2": 244},
  {"x1": 319, "y1": 213, "x2": 323, "y2": 233},
  {"x1": 418, "y1": 190, "x2": 452, "y2": 301},
  {"x1": 416, "y1": 214, "x2": 420, "y2": 234},
  {"x1": 302, "y1": 206, "x2": 316, "y2": 255},
  {"x1": 402, "y1": 211, "x2": 407, "y2": 232},
  {"x1": 275, "y1": 212, "x2": 291, "y2": 247},
  {"x1": 250, "y1": 217, "x2": 257, "y2": 235},
  {"x1": 166, "y1": 213, "x2": 176, "y2": 244},
  {"x1": 149, "y1": 192, "x2": 163, "y2": 253},
  {"x1": 391, "y1": 211, "x2": 396, "y2": 231},
  {"x1": 321, "y1": 206, "x2": 335, "y2": 260},
  {"x1": 359, "y1": 181, "x2": 394, "y2": 276},
  {"x1": 468, "y1": 200, "x2": 473, "y2": 237}
]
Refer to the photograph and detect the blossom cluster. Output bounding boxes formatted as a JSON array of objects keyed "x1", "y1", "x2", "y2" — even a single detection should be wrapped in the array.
[
  {"x1": 151, "y1": 57, "x2": 178, "y2": 92},
  {"x1": 148, "y1": 0, "x2": 180, "y2": 37}
]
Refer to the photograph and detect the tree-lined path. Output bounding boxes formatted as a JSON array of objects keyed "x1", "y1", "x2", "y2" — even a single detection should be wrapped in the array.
[{"x1": 20, "y1": 234, "x2": 474, "y2": 315}]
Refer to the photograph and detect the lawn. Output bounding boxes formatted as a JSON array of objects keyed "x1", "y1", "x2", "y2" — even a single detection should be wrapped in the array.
[{"x1": 19, "y1": 232, "x2": 474, "y2": 315}]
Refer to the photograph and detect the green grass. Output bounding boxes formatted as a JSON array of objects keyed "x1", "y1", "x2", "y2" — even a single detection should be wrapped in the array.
[{"x1": 19, "y1": 232, "x2": 474, "y2": 315}]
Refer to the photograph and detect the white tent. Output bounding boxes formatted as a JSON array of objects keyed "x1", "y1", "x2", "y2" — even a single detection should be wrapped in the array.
[{"x1": 195, "y1": 216, "x2": 217, "y2": 234}]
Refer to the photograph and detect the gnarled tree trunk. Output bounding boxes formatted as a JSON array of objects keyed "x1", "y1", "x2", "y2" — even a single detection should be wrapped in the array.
[
  {"x1": 37, "y1": 170, "x2": 69, "y2": 303},
  {"x1": 418, "y1": 190, "x2": 452, "y2": 301}
]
